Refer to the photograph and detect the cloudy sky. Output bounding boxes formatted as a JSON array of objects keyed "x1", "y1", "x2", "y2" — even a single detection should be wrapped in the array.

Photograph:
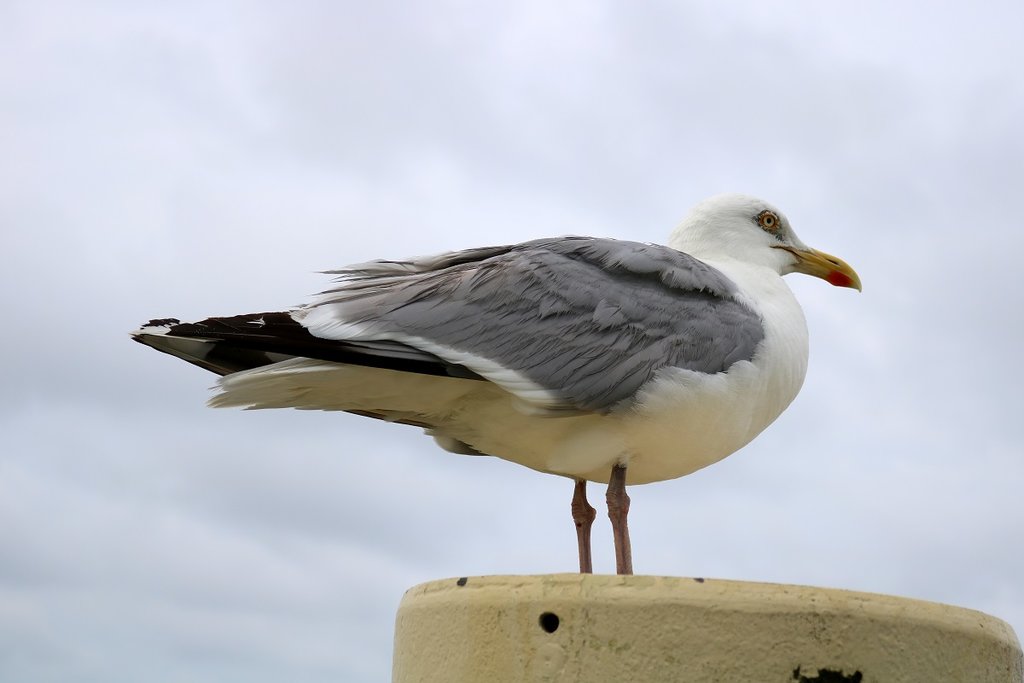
[{"x1": 3, "y1": 0, "x2": 1022, "y2": 680}]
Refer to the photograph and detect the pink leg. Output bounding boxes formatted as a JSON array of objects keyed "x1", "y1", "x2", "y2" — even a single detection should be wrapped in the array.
[
  {"x1": 606, "y1": 464, "x2": 633, "y2": 575},
  {"x1": 571, "y1": 479, "x2": 596, "y2": 573}
]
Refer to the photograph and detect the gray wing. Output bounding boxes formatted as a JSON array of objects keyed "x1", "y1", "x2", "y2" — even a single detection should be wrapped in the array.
[{"x1": 295, "y1": 237, "x2": 764, "y2": 413}]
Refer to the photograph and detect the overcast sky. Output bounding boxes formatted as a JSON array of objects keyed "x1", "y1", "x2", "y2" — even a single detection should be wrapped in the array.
[{"x1": 2, "y1": 1, "x2": 1023, "y2": 681}]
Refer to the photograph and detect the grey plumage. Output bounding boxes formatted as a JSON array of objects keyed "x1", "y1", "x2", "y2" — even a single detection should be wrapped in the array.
[{"x1": 298, "y1": 237, "x2": 765, "y2": 413}]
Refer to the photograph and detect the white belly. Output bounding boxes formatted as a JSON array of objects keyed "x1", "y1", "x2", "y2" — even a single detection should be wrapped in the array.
[{"x1": 432, "y1": 342, "x2": 805, "y2": 485}]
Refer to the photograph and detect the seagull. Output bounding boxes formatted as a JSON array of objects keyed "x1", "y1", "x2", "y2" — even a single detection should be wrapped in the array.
[{"x1": 132, "y1": 194, "x2": 860, "y2": 575}]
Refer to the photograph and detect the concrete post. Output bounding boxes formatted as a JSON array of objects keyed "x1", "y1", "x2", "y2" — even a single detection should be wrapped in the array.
[{"x1": 393, "y1": 574, "x2": 1022, "y2": 682}]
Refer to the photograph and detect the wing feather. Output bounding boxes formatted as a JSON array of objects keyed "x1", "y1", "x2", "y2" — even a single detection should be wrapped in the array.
[{"x1": 295, "y1": 237, "x2": 764, "y2": 412}]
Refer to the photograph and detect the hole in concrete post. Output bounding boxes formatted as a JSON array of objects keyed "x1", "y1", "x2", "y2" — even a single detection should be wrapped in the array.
[
  {"x1": 793, "y1": 667, "x2": 863, "y2": 682},
  {"x1": 539, "y1": 612, "x2": 560, "y2": 633}
]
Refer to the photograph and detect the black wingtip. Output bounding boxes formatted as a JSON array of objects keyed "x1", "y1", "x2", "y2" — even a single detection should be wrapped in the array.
[{"x1": 142, "y1": 318, "x2": 182, "y2": 327}]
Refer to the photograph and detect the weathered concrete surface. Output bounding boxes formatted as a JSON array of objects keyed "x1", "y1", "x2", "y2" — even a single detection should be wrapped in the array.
[{"x1": 392, "y1": 574, "x2": 1022, "y2": 682}]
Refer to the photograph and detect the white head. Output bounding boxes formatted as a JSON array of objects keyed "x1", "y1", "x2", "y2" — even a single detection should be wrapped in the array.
[{"x1": 669, "y1": 193, "x2": 861, "y2": 290}]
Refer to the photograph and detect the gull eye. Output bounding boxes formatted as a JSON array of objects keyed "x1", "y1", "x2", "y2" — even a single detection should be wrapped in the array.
[{"x1": 756, "y1": 210, "x2": 781, "y2": 233}]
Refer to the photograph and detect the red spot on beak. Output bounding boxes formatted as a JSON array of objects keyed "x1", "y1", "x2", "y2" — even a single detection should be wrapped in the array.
[{"x1": 826, "y1": 270, "x2": 855, "y2": 288}]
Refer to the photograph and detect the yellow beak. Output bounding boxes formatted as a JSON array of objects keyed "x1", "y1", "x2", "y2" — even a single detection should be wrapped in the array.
[{"x1": 776, "y1": 246, "x2": 862, "y2": 291}]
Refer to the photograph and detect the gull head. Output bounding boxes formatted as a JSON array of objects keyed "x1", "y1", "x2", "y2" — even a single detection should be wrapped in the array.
[{"x1": 668, "y1": 193, "x2": 861, "y2": 291}]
